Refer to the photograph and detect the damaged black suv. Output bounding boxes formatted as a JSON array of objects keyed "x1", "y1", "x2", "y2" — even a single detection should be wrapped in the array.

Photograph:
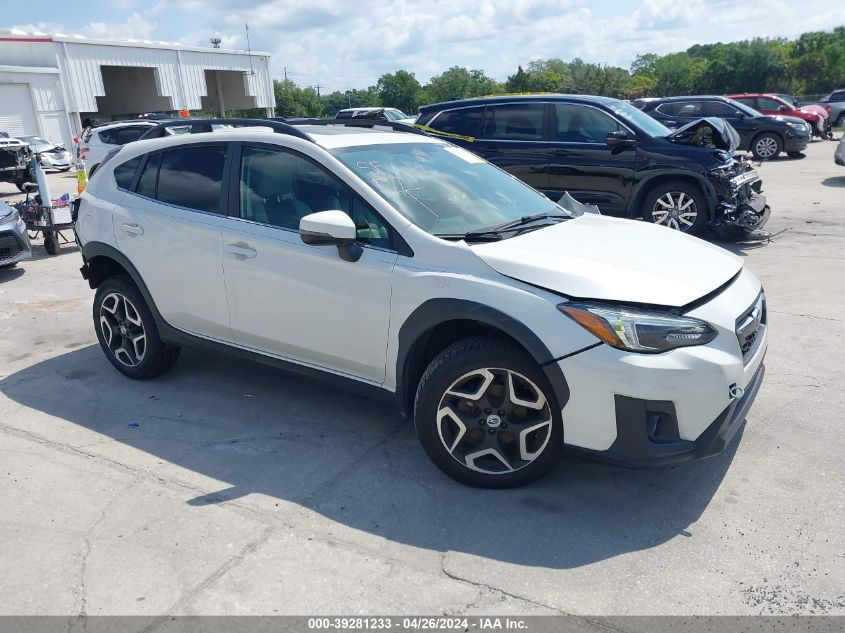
[{"x1": 415, "y1": 95, "x2": 768, "y2": 237}]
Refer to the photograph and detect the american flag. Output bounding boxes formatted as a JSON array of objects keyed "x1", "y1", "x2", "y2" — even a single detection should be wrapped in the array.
[{"x1": 52, "y1": 193, "x2": 70, "y2": 208}]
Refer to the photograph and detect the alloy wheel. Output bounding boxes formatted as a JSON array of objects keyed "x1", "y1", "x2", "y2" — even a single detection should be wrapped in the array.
[
  {"x1": 99, "y1": 292, "x2": 147, "y2": 367},
  {"x1": 754, "y1": 136, "x2": 779, "y2": 158},
  {"x1": 651, "y1": 191, "x2": 698, "y2": 231},
  {"x1": 436, "y1": 368, "x2": 553, "y2": 475}
]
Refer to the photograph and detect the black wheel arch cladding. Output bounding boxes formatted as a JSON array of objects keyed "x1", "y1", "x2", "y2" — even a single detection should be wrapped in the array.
[{"x1": 396, "y1": 299, "x2": 570, "y2": 418}]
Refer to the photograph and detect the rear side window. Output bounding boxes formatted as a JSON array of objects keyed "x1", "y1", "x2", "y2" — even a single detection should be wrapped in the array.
[
  {"x1": 478, "y1": 104, "x2": 545, "y2": 140},
  {"x1": 703, "y1": 101, "x2": 740, "y2": 117},
  {"x1": 428, "y1": 107, "x2": 484, "y2": 138},
  {"x1": 136, "y1": 153, "x2": 160, "y2": 198},
  {"x1": 114, "y1": 156, "x2": 142, "y2": 190},
  {"x1": 99, "y1": 126, "x2": 151, "y2": 146},
  {"x1": 733, "y1": 98, "x2": 756, "y2": 109},
  {"x1": 335, "y1": 111, "x2": 353, "y2": 119},
  {"x1": 156, "y1": 145, "x2": 227, "y2": 213},
  {"x1": 656, "y1": 102, "x2": 705, "y2": 117}
]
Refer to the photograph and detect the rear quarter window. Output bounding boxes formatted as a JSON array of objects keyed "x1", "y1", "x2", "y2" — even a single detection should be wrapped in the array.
[
  {"x1": 428, "y1": 106, "x2": 485, "y2": 138},
  {"x1": 113, "y1": 156, "x2": 142, "y2": 190},
  {"x1": 478, "y1": 103, "x2": 545, "y2": 140}
]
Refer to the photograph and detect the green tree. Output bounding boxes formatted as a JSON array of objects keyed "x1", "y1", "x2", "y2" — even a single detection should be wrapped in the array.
[
  {"x1": 425, "y1": 66, "x2": 500, "y2": 103},
  {"x1": 273, "y1": 79, "x2": 322, "y2": 118},
  {"x1": 376, "y1": 70, "x2": 423, "y2": 114}
]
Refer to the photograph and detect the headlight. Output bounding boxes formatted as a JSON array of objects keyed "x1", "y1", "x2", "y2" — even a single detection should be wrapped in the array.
[
  {"x1": 0, "y1": 205, "x2": 18, "y2": 224},
  {"x1": 558, "y1": 302, "x2": 718, "y2": 353}
]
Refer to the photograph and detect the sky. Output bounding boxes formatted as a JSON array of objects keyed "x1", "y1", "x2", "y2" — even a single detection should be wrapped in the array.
[{"x1": 5, "y1": 0, "x2": 845, "y2": 93}]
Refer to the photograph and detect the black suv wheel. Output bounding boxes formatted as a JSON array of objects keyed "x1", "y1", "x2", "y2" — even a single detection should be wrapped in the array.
[
  {"x1": 414, "y1": 337, "x2": 563, "y2": 488},
  {"x1": 642, "y1": 181, "x2": 708, "y2": 234},
  {"x1": 93, "y1": 275, "x2": 180, "y2": 379}
]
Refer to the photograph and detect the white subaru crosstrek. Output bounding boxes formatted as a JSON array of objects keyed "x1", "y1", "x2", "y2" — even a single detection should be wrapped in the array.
[{"x1": 74, "y1": 119, "x2": 767, "y2": 487}]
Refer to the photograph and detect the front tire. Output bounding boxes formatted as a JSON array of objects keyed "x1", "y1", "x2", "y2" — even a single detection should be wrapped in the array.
[
  {"x1": 414, "y1": 336, "x2": 563, "y2": 488},
  {"x1": 642, "y1": 181, "x2": 708, "y2": 234},
  {"x1": 93, "y1": 275, "x2": 180, "y2": 379},
  {"x1": 750, "y1": 132, "x2": 782, "y2": 160}
]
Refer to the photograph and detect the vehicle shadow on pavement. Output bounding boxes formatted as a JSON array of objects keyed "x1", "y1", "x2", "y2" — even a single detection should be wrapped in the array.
[
  {"x1": 0, "y1": 265, "x2": 25, "y2": 282},
  {"x1": 821, "y1": 176, "x2": 845, "y2": 188},
  {"x1": 1, "y1": 345, "x2": 740, "y2": 569}
]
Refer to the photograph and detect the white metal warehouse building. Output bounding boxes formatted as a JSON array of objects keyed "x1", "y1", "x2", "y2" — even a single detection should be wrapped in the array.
[{"x1": 0, "y1": 31, "x2": 275, "y2": 151}]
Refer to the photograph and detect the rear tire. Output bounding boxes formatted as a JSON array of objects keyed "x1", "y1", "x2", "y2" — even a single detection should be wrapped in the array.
[
  {"x1": 642, "y1": 180, "x2": 708, "y2": 234},
  {"x1": 414, "y1": 336, "x2": 563, "y2": 488},
  {"x1": 93, "y1": 275, "x2": 180, "y2": 380},
  {"x1": 750, "y1": 132, "x2": 782, "y2": 159}
]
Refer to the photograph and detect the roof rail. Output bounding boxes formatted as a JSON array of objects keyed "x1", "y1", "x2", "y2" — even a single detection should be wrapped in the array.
[
  {"x1": 136, "y1": 118, "x2": 313, "y2": 142},
  {"x1": 276, "y1": 117, "x2": 430, "y2": 137}
]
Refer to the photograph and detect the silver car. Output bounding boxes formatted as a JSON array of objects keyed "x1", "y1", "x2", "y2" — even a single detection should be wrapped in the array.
[
  {"x1": 0, "y1": 200, "x2": 32, "y2": 268},
  {"x1": 17, "y1": 135, "x2": 73, "y2": 171},
  {"x1": 836, "y1": 135, "x2": 845, "y2": 166}
]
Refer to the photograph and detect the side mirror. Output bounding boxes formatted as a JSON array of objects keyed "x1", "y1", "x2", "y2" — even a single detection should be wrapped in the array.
[
  {"x1": 778, "y1": 105, "x2": 788, "y2": 112},
  {"x1": 299, "y1": 210, "x2": 362, "y2": 262},
  {"x1": 606, "y1": 130, "x2": 637, "y2": 147},
  {"x1": 22, "y1": 182, "x2": 38, "y2": 193}
]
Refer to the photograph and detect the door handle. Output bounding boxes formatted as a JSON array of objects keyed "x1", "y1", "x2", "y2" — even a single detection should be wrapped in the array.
[
  {"x1": 226, "y1": 244, "x2": 257, "y2": 259},
  {"x1": 121, "y1": 223, "x2": 144, "y2": 236},
  {"x1": 552, "y1": 149, "x2": 571, "y2": 156}
]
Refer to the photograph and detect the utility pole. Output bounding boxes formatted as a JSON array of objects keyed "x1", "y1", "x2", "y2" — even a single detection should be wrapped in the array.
[{"x1": 314, "y1": 83, "x2": 324, "y2": 98}]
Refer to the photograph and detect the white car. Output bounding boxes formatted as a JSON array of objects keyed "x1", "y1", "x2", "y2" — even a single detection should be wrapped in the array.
[
  {"x1": 836, "y1": 135, "x2": 845, "y2": 166},
  {"x1": 74, "y1": 120, "x2": 767, "y2": 487},
  {"x1": 336, "y1": 107, "x2": 416, "y2": 125},
  {"x1": 16, "y1": 135, "x2": 73, "y2": 171},
  {"x1": 80, "y1": 120, "x2": 165, "y2": 169}
]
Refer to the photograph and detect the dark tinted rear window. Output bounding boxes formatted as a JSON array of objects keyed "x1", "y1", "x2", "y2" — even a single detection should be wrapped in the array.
[
  {"x1": 136, "y1": 153, "x2": 160, "y2": 198},
  {"x1": 478, "y1": 103, "x2": 545, "y2": 140},
  {"x1": 156, "y1": 145, "x2": 227, "y2": 213},
  {"x1": 99, "y1": 126, "x2": 150, "y2": 145},
  {"x1": 336, "y1": 111, "x2": 353, "y2": 119},
  {"x1": 114, "y1": 156, "x2": 142, "y2": 190},
  {"x1": 428, "y1": 106, "x2": 484, "y2": 137},
  {"x1": 703, "y1": 101, "x2": 739, "y2": 117}
]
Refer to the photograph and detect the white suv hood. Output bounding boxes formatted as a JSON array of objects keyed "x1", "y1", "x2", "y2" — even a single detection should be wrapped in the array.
[{"x1": 471, "y1": 215, "x2": 743, "y2": 307}]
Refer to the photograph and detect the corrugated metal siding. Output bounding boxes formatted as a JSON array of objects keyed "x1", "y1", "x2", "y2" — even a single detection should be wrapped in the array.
[
  {"x1": 0, "y1": 40, "x2": 58, "y2": 67},
  {"x1": 0, "y1": 38, "x2": 274, "y2": 113},
  {"x1": 61, "y1": 42, "x2": 183, "y2": 112},
  {"x1": 0, "y1": 71, "x2": 63, "y2": 111},
  {"x1": 178, "y1": 50, "x2": 274, "y2": 110}
]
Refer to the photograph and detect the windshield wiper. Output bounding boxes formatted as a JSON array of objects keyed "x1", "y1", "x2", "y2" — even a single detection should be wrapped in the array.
[{"x1": 462, "y1": 213, "x2": 570, "y2": 240}]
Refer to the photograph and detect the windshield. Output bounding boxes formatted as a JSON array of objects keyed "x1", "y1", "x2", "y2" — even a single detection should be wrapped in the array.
[
  {"x1": 605, "y1": 101, "x2": 671, "y2": 137},
  {"x1": 331, "y1": 142, "x2": 568, "y2": 237},
  {"x1": 727, "y1": 98, "x2": 761, "y2": 117}
]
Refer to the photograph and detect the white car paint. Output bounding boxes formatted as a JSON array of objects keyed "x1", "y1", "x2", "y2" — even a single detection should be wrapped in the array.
[
  {"x1": 471, "y1": 214, "x2": 743, "y2": 307},
  {"x1": 80, "y1": 121, "x2": 159, "y2": 168},
  {"x1": 836, "y1": 135, "x2": 845, "y2": 166},
  {"x1": 76, "y1": 125, "x2": 767, "y2": 466}
]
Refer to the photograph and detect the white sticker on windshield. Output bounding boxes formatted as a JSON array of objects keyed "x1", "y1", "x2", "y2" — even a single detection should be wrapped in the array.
[{"x1": 443, "y1": 146, "x2": 487, "y2": 164}]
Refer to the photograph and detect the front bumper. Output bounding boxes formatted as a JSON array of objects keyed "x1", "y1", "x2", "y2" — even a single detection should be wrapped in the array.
[
  {"x1": 0, "y1": 216, "x2": 33, "y2": 266},
  {"x1": 784, "y1": 132, "x2": 810, "y2": 153},
  {"x1": 39, "y1": 152, "x2": 72, "y2": 169},
  {"x1": 556, "y1": 267, "x2": 767, "y2": 466}
]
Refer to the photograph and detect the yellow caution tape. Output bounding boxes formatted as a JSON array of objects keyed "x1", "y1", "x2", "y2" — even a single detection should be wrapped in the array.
[{"x1": 414, "y1": 124, "x2": 475, "y2": 143}]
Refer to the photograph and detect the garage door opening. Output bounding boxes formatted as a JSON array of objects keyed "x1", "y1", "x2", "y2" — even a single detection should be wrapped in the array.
[
  {"x1": 201, "y1": 69, "x2": 257, "y2": 116},
  {"x1": 86, "y1": 66, "x2": 174, "y2": 123}
]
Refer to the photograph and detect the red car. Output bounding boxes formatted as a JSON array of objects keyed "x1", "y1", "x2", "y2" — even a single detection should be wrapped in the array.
[{"x1": 727, "y1": 93, "x2": 830, "y2": 138}]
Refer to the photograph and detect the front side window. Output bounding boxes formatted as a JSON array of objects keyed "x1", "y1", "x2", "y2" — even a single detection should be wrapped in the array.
[
  {"x1": 478, "y1": 104, "x2": 544, "y2": 140},
  {"x1": 331, "y1": 142, "x2": 567, "y2": 237},
  {"x1": 239, "y1": 145, "x2": 392, "y2": 249},
  {"x1": 554, "y1": 104, "x2": 622, "y2": 143},
  {"x1": 156, "y1": 145, "x2": 227, "y2": 213},
  {"x1": 428, "y1": 107, "x2": 484, "y2": 138}
]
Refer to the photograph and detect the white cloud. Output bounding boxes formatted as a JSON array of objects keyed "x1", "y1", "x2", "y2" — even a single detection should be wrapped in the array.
[{"x1": 9, "y1": 0, "x2": 845, "y2": 93}]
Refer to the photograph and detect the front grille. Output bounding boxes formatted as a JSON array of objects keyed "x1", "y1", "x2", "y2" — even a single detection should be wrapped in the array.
[
  {"x1": 736, "y1": 292, "x2": 766, "y2": 362},
  {"x1": 0, "y1": 231, "x2": 23, "y2": 264}
]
